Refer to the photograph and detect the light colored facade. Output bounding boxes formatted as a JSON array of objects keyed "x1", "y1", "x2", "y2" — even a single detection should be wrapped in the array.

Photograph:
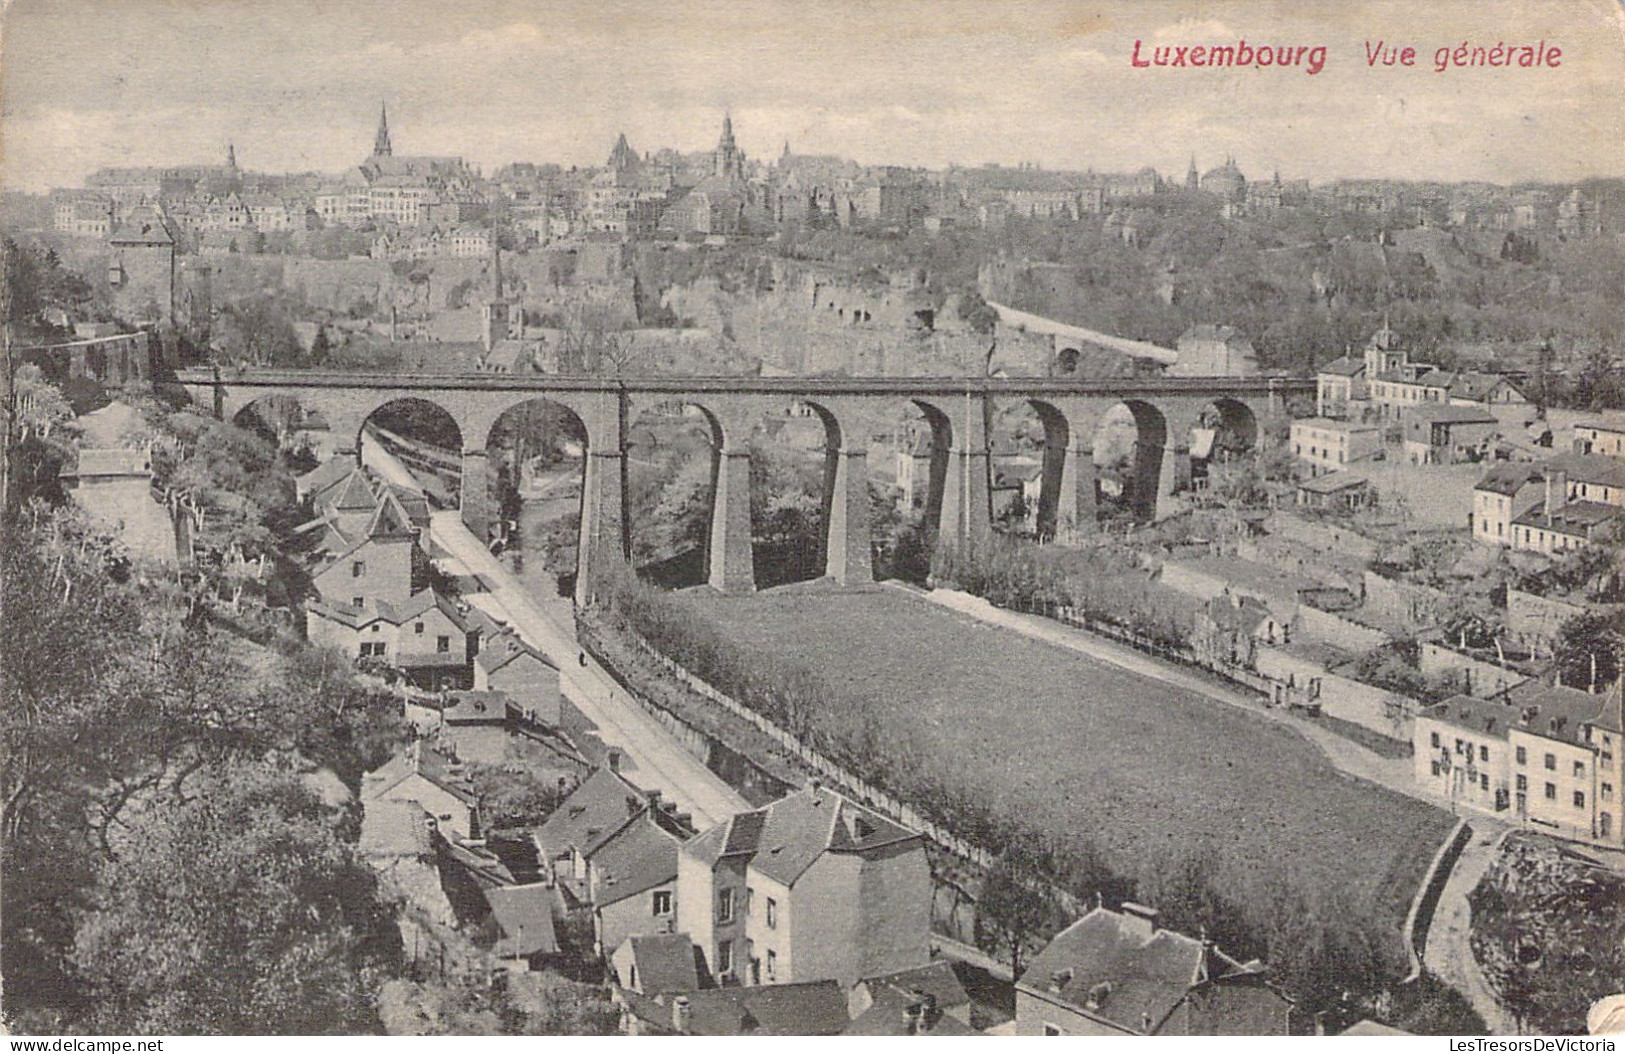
[
  {"x1": 1574, "y1": 415, "x2": 1625, "y2": 459},
  {"x1": 1414, "y1": 682, "x2": 1624, "y2": 849},
  {"x1": 1290, "y1": 417, "x2": 1381, "y2": 475},
  {"x1": 1402, "y1": 404, "x2": 1497, "y2": 465},
  {"x1": 1509, "y1": 479, "x2": 1623, "y2": 556},
  {"x1": 1472, "y1": 464, "x2": 1545, "y2": 547},
  {"x1": 676, "y1": 785, "x2": 930, "y2": 990}
]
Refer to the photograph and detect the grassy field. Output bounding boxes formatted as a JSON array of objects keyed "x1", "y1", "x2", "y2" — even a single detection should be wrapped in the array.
[{"x1": 678, "y1": 583, "x2": 1454, "y2": 945}]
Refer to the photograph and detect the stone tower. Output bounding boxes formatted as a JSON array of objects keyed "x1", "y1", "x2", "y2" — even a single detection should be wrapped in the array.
[
  {"x1": 373, "y1": 102, "x2": 393, "y2": 158},
  {"x1": 107, "y1": 206, "x2": 176, "y2": 323},
  {"x1": 714, "y1": 113, "x2": 744, "y2": 181},
  {"x1": 482, "y1": 244, "x2": 511, "y2": 354}
]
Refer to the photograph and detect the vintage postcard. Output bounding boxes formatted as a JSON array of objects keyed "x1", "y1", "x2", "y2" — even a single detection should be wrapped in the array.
[{"x1": 2, "y1": 0, "x2": 1623, "y2": 1040}]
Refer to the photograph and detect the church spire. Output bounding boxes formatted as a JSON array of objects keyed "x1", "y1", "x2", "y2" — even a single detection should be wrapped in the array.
[
  {"x1": 373, "y1": 102, "x2": 393, "y2": 158},
  {"x1": 226, "y1": 142, "x2": 237, "y2": 169}
]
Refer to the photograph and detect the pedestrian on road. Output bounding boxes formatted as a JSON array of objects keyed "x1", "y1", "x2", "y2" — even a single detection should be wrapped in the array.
[{"x1": 579, "y1": 650, "x2": 586, "y2": 667}]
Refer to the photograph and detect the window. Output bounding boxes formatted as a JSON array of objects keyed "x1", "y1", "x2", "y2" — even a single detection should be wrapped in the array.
[
  {"x1": 1545, "y1": 782, "x2": 1557, "y2": 801},
  {"x1": 436, "y1": 635, "x2": 451, "y2": 653},
  {"x1": 1431, "y1": 761, "x2": 1441, "y2": 777},
  {"x1": 1431, "y1": 731, "x2": 1441, "y2": 749},
  {"x1": 1602, "y1": 783, "x2": 1614, "y2": 802},
  {"x1": 652, "y1": 890, "x2": 672, "y2": 916},
  {"x1": 353, "y1": 596, "x2": 366, "y2": 609},
  {"x1": 1574, "y1": 760, "x2": 1586, "y2": 778},
  {"x1": 1516, "y1": 746, "x2": 1527, "y2": 765},
  {"x1": 1480, "y1": 745, "x2": 1490, "y2": 763},
  {"x1": 1455, "y1": 739, "x2": 1465, "y2": 756},
  {"x1": 1605, "y1": 751, "x2": 1616, "y2": 768},
  {"x1": 1481, "y1": 773, "x2": 1490, "y2": 791},
  {"x1": 766, "y1": 898, "x2": 777, "y2": 930},
  {"x1": 716, "y1": 940, "x2": 733, "y2": 976},
  {"x1": 1516, "y1": 774, "x2": 1527, "y2": 791},
  {"x1": 717, "y1": 889, "x2": 734, "y2": 923},
  {"x1": 351, "y1": 561, "x2": 365, "y2": 578},
  {"x1": 1545, "y1": 753, "x2": 1557, "y2": 771},
  {"x1": 766, "y1": 949, "x2": 776, "y2": 981},
  {"x1": 1574, "y1": 790, "x2": 1587, "y2": 809}
]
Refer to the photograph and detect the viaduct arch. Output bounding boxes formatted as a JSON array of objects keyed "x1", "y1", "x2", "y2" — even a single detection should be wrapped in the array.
[{"x1": 176, "y1": 369, "x2": 1305, "y2": 601}]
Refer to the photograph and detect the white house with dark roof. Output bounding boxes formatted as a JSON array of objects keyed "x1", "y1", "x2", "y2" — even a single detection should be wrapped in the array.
[
  {"x1": 676, "y1": 783, "x2": 930, "y2": 989},
  {"x1": 1414, "y1": 678, "x2": 1625, "y2": 847},
  {"x1": 586, "y1": 807, "x2": 689, "y2": 955}
]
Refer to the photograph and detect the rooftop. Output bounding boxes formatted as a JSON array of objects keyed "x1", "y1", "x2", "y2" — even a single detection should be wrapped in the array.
[
  {"x1": 617, "y1": 933, "x2": 701, "y2": 996},
  {"x1": 1018, "y1": 906, "x2": 1208, "y2": 1034},
  {"x1": 482, "y1": 883, "x2": 559, "y2": 958},
  {"x1": 682, "y1": 784, "x2": 920, "y2": 887}
]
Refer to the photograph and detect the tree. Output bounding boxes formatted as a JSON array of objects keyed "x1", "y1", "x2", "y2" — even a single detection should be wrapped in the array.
[
  {"x1": 975, "y1": 852, "x2": 1064, "y2": 977},
  {"x1": 72, "y1": 762, "x2": 401, "y2": 1034},
  {"x1": 1552, "y1": 611, "x2": 1625, "y2": 692}
]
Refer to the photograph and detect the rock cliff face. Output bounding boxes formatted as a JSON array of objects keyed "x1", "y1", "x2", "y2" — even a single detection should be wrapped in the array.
[{"x1": 659, "y1": 262, "x2": 1063, "y2": 378}]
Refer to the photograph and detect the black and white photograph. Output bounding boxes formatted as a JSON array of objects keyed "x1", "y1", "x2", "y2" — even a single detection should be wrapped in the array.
[{"x1": 1, "y1": 0, "x2": 1623, "y2": 1039}]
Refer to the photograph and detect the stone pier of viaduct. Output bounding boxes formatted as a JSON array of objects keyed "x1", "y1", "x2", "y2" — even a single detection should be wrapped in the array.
[{"x1": 174, "y1": 369, "x2": 1311, "y2": 604}]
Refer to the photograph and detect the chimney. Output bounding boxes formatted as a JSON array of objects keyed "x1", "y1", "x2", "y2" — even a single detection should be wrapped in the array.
[
  {"x1": 1546, "y1": 468, "x2": 1568, "y2": 516},
  {"x1": 904, "y1": 998, "x2": 924, "y2": 1035},
  {"x1": 671, "y1": 995, "x2": 691, "y2": 1034},
  {"x1": 1119, "y1": 902, "x2": 1159, "y2": 942}
]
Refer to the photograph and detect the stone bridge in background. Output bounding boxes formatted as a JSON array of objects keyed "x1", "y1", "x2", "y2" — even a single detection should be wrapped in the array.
[{"x1": 173, "y1": 368, "x2": 1312, "y2": 602}]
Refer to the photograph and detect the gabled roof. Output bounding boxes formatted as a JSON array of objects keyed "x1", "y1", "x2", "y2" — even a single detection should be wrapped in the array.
[
  {"x1": 1017, "y1": 906, "x2": 1207, "y2": 1034},
  {"x1": 362, "y1": 740, "x2": 478, "y2": 806},
  {"x1": 1205, "y1": 593, "x2": 1276, "y2": 636},
  {"x1": 1406, "y1": 402, "x2": 1498, "y2": 425},
  {"x1": 533, "y1": 766, "x2": 649, "y2": 859},
  {"x1": 1545, "y1": 453, "x2": 1625, "y2": 489},
  {"x1": 360, "y1": 799, "x2": 435, "y2": 858},
  {"x1": 1316, "y1": 354, "x2": 1366, "y2": 378},
  {"x1": 617, "y1": 933, "x2": 700, "y2": 996},
  {"x1": 1296, "y1": 471, "x2": 1371, "y2": 494},
  {"x1": 621, "y1": 981, "x2": 851, "y2": 1036},
  {"x1": 329, "y1": 469, "x2": 381, "y2": 512},
  {"x1": 1475, "y1": 463, "x2": 1544, "y2": 496},
  {"x1": 365, "y1": 487, "x2": 418, "y2": 541},
  {"x1": 1512, "y1": 499, "x2": 1623, "y2": 536},
  {"x1": 1450, "y1": 371, "x2": 1524, "y2": 402},
  {"x1": 297, "y1": 455, "x2": 358, "y2": 498},
  {"x1": 109, "y1": 207, "x2": 175, "y2": 246},
  {"x1": 588, "y1": 811, "x2": 682, "y2": 908},
  {"x1": 682, "y1": 785, "x2": 920, "y2": 888},
  {"x1": 844, "y1": 981, "x2": 979, "y2": 1035},
  {"x1": 482, "y1": 883, "x2": 559, "y2": 958},
  {"x1": 476, "y1": 628, "x2": 557, "y2": 675},
  {"x1": 1173, "y1": 967, "x2": 1293, "y2": 1035}
]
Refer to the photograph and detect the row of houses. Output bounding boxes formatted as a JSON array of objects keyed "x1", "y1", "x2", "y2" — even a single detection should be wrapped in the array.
[
  {"x1": 1414, "y1": 678, "x2": 1625, "y2": 847},
  {"x1": 296, "y1": 455, "x2": 558, "y2": 696}
]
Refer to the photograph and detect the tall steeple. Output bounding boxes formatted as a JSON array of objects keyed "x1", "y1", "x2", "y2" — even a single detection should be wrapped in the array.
[
  {"x1": 373, "y1": 102, "x2": 393, "y2": 158},
  {"x1": 1186, "y1": 154, "x2": 1199, "y2": 190},
  {"x1": 226, "y1": 142, "x2": 238, "y2": 170},
  {"x1": 715, "y1": 112, "x2": 743, "y2": 180}
]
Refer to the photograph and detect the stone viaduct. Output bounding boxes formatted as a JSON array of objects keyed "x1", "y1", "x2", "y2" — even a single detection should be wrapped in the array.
[{"x1": 174, "y1": 369, "x2": 1311, "y2": 604}]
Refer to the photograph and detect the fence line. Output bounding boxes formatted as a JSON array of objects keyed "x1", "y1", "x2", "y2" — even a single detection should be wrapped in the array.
[{"x1": 579, "y1": 614, "x2": 996, "y2": 870}]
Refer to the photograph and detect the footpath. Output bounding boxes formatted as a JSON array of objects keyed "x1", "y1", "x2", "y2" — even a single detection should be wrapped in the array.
[{"x1": 428, "y1": 510, "x2": 749, "y2": 829}]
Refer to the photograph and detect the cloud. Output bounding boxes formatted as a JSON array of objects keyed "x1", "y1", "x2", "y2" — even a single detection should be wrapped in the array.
[{"x1": 1154, "y1": 18, "x2": 1237, "y2": 41}]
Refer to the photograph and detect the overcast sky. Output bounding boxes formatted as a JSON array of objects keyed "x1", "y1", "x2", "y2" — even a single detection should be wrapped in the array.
[{"x1": 2, "y1": 0, "x2": 1621, "y2": 192}]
